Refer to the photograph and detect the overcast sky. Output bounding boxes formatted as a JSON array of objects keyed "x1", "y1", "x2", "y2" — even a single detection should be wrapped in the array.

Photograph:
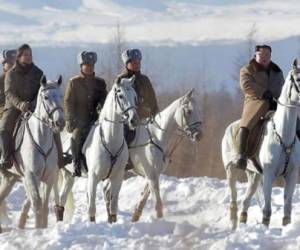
[{"x1": 0, "y1": 0, "x2": 298, "y2": 46}]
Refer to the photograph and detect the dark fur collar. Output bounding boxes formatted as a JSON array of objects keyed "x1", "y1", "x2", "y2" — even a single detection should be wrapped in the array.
[{"x1": 249, "y1": 58, "x2": 282, "y2": 73}]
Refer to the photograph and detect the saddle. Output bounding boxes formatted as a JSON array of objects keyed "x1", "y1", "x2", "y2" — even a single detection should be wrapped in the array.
[{"x1": 233, "y1": 111, "x2": 274, "y2": 159}]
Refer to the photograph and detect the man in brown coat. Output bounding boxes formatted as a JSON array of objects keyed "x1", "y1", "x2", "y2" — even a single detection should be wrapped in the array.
[
  {"x1": 236, "y1": 44, "x2": 284, "y2": 170},
  {"x1": 64, "y1": 51, "x2": 107, "y2": 177},
  {"x1": 0, "y1": 44, "x2": 66, "y2": 169},
  {"x1": 0, "y1": 49, "x2": 17, "y2": 118},
  {"x1": 117, "y1": 48, "x2": 159, "y2": 120}
]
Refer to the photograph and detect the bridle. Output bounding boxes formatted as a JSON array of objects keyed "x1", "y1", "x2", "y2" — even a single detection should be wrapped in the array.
[
  {"x1": 104, "y1": 86, "x2": 137, "y2": 124},
  {"x1": 129, "y1": 99, "x2": 202, "y2": 161},
  {"x1": 39, "y1": 86, "x2": 64, "y2": 128},
  {"x1": 114, "y1": 86, "x2": 137, "y2": 118}
]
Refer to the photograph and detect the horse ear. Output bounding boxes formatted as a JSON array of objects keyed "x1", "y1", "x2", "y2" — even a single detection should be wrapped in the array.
[
  {"x1": 293, "y1": 58, "x2": 298, "y2": 69},
  {"x1": 57, "y1": 75, "x2": 62, "y2": 86},
  {"x1": 40, "y1": 75, "x2": 47, "y2": 87},
  {"x1": 185, "y1": 88, "x2": 194, "y2": 99}
]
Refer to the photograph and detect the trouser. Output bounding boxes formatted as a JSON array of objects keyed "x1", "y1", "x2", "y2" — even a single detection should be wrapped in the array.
[
  {"x1": 0, "y1": 108, "x2": 20, "y2": 168},
  {"x1": 71, "y1": 123, "x2": 93, "y2": 175}
]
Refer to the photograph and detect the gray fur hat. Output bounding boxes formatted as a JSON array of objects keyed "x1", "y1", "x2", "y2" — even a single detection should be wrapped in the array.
[
  {"x1": 77, "y1": 51, "x2": 97, "y2": 65},
  {"x1": 121, "y1": 49, "x2": 142, "y2": 65},
  {"x1": 1, "y1": 49, "x2": 17, "y2": 64}
]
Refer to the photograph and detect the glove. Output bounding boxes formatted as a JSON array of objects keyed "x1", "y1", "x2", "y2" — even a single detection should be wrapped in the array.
[
  {"x1": 262, "y1": 90, "x2": 273, "y2": 101},
  {"x1": 66, "y1": 121, "x2": 74, "y2": 133},
  {"x1": 19, "y1": 102, "x2": 31, "y2": 112}
]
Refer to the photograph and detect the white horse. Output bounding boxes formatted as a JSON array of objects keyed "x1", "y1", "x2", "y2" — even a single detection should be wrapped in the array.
[
  {"x1": 122, "y1": 89, "x2": 202, "y2": 222},
  {"x1": 222, "y1": 59, "x2": 300, "y2": 230},
  {"x1": 0, "y1": 75, "x2": 64, "y2": 231},
  {"x1": 54, "y1": 76, "x2": 139, "y2": 223}
]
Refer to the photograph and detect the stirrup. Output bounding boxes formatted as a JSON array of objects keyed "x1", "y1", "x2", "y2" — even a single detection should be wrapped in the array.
[
  {"x1": 62, "y1": 152, "x2": 72, "y2": 165},
  {"x1": 72, "y1": 166, "x2": 81, "y2": 177}
]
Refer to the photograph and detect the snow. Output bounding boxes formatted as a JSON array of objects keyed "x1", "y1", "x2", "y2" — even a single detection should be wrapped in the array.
[
  {"x1": 0, "y1": 0, "x2": 300, "y2": 46},
  {"x1": 0, "y1": 175, "x2": 300, "y2": 249}
]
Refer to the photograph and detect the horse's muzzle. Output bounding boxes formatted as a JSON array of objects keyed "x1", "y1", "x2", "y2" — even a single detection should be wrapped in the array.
[
  {"x1": 128, "y1": 112, "x2": 139, "y2": 130},
  {"x1": 193, "y1": 130, "x2": 202, "y2": 142},
  {"x1": 53, "y1": 118, "x2": 65, "y2": 132}
]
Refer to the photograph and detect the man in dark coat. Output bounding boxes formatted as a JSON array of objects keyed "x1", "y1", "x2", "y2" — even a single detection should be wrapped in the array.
[
  {"x1": 0, "y1": 44, "x2": 66, "y2": 169},
  {"x1": 0, "y1": 49, "x2": 17, "y2": 118},
  {"x1": 64, "y1": 51, "x2": 107, "y2": 177},
  {"x1": 235, "y1": 44, "x2": 284, "y2": 170}
]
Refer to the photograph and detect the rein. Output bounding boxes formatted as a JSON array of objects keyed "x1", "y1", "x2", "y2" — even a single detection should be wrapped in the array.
[
  {"x1": 20, "y1": 85, "x2": 62, "y2": 161},
  {"x1": 100, "y1": 122, "x2": 125, "y2": 180},
  {"x1": 271, "y1": 118, "x2": 296, "y2": 176},
  {"x1": 129, "y1": 107, "x2": 201, "y2": 160}
]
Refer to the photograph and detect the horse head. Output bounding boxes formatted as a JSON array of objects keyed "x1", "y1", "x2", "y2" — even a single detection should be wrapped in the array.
[
  {"x1": 38, "y1": 75, "x2": 65, "y2": 133},
  {"x1": 114, "y1": 76, "x2": 139, "y2": 130},
  {"x1": 175, "y1": 89, "x2": 202, "y2": 141}
]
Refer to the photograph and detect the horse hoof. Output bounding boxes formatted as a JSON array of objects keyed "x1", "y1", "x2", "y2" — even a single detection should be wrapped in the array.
[
  {"x1": 131, "y1": 211, "x2": 141, "y2": 222},
  {"x1": 90, "y1": 216, "x2": 95, "y2": 222},
  {"x1": 282, "y1": 216, "x2": 291, "y2": 226},
  {"x1": 262, "y1": 217, "x2": 270, "y2": 227},
  {"x1": 108, "y1": 214, "x2": 117, "y2": 224},
  {"x1": 239, "y1": 212, "x2": 248, "y2": 223},
  {"x1": 54, "y1": 205, "x2": 64, "y2": 221}
]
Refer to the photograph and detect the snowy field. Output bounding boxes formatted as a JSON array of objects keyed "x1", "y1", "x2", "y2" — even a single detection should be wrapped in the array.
[{"x1": 0, "y1": 175, "x2": 300, "y2": 249}]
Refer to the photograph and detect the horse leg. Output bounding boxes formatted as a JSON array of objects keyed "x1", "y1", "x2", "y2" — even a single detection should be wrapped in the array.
[
  {"x1": 24, "y1": 172, "x2": 42, "y2": 228},
  {"x1": 226, "y1": 164, "x2": 238, "y2": 230},
  {"x1": 240, "y1": 171, "x2": 261, "y2": 224},
  {"x1": 18, "y1": 198, "x2": 31, "y2": 229},
  {"x1": 132, "y1": 184, "x2": 150, "y2": 222},
  {"x1": 87, "y1": 173, "x2": 98, "y2": 222},
  {"x1": 0, "y1": 170, "x2": 19, "y2": 233},
  {"x1": 262, "y1": 171, "x2": 274, "y2": 227},
  {"x1": 147, "y1": 174, "x2": 163, "y2": 219},
  {"x1": 282, "y1": 166, "x2": 298, "y2": 226},
  {"x1": 0, "y1": 170, "x2": 19, "y2": 204},
  {"x1": 40, "y1": 182, "x2": 53, "y2": 228},
  {"x1": 107, "y1": 168, "x2": 125, "y2": 224},
  {"x1": 103, "y1": 180, "x2": 111, "y2": 222}
]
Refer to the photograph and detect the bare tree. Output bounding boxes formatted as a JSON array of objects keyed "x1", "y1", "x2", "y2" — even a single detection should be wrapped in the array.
[
  {"x1": 232, "y1": 23, "x2": 258, "y2": 83},
  {"x1": 98, "y1": 21, "x2": 127, "y2": 88}
]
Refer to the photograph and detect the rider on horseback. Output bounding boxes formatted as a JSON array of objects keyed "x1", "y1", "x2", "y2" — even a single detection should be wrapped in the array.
[
  {"x1": 64, "y1": 51, "x2": 107, "y2": 177},
  {"x1": 116, "y1": 49, "x2": 159, "y2": 144},
  {"x1": 235, "y1": 45, "x2": 285, "y2": 170},
  {"x1": 0, "y1": 44, "x2": 67, "y2": 169},
  {"x1": 0, "y1": 49, "x2": 17, "y2": 119}
]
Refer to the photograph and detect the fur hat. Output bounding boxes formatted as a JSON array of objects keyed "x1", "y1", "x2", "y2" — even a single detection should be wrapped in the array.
[
  {"x1": 77, "y1": 51, "x2": 97, "y2": 65},
  {"x1": 121, "y1": 49, "x2": 142, "y2": 65},
  {"x1": 1, "y1": 49, "x2": 17, "y2": 64},
  {"x1": 255, "y1": 44, "x2": 272, "y2": 53}
]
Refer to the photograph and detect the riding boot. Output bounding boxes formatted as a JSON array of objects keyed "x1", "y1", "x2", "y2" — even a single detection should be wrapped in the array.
[
  {"x1": 0, "y1": 130, "x2": 13, "y2": 169},
  {"x1": 234, "y1": 127, "x2": 249, "y2": 170},
  {"x1": 297, "y1": 130, "x2": 300, "y2": 141},
  {"x1": 53, "y1": 133, "x2": 72, "y2": 169},
  {"x1": 71, "y1": 138, "x2": 81, "y2": 177}
]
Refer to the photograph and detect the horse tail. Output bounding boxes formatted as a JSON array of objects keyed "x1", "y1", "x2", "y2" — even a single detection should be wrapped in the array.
[
  {"x1": 64, "y1": 187, "x2": 74, "y2": 222},
  {"x1": 56, "y1": 169, "x2": 75, "y2": 221}
]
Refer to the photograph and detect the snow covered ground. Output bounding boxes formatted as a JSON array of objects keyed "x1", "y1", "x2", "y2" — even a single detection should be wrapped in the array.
[{"x1": 0, "y1": 175, "x2": 300, "y2": 249}]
